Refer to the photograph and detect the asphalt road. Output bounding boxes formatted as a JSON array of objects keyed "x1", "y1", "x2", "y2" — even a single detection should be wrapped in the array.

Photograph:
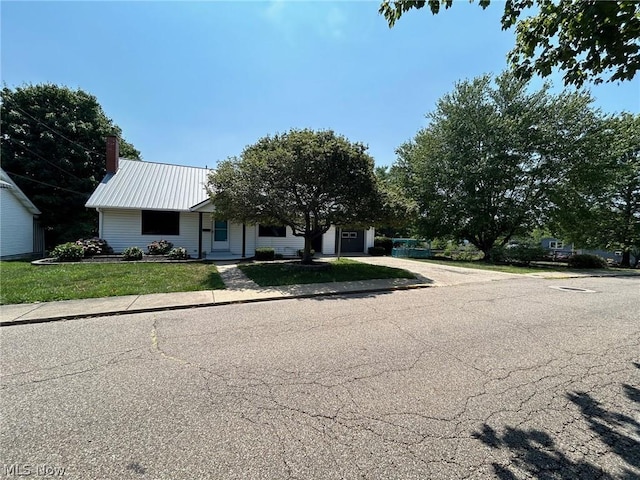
[{"x1": 1, "y1": 276, "x2": 638, "y2": 479}]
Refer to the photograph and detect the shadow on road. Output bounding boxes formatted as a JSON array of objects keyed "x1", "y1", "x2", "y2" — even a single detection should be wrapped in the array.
[{"x1": 472, "y1": 362, "x2": 640, "y2": 479}]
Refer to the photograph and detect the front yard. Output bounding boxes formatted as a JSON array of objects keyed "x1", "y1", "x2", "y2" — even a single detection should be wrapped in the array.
[
  {"x1": 239, "y1": 258, "x2": 415, "y2": 287},
  {"x1": 0, "y1": 261, "x2": 225, "y2": 304}
]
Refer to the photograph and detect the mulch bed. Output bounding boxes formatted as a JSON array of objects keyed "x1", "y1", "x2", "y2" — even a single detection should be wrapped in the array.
[{"x1": 33, "y1": 255, "x2": 202, "y2": 265}]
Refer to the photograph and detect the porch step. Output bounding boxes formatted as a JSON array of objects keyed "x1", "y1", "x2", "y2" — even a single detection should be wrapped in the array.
[{"x1": 205, "y1": 251, "x2": 246, "y2": 261}]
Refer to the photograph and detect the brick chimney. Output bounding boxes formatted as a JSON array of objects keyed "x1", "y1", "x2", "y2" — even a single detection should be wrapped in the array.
[{"x1": 106, "y1": 135, "x2": 119, "y2": 174}]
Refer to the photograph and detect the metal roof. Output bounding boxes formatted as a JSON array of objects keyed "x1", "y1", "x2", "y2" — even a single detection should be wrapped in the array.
[
  {"x1": 85, "y1": 159, "x2": 212, "y2": 211},
  {"x1": 0, "y1": 168, "x2": 41, "y2": 215}
]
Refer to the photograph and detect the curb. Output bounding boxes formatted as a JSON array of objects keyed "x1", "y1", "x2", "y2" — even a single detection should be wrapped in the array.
[{"x1": 0, "y1": 283, "x2": 434, "y2": 328}]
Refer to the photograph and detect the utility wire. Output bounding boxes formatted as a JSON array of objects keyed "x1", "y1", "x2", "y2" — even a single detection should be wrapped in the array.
[
  {"x1": 3, "y1": 171, "x2": 90, "y2": 197},
  {"x1": 4, "y1": 99, "x2": 106, "y2": 159},
  {"x1": 4, "y1": 137, "x2": 84, "y2": 181}
]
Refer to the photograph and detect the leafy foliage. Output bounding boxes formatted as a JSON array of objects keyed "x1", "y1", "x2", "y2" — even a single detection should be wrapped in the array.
[
  {"x1": 374, "y1": 236, "x2": 393, "y2": 255},
  {"x1": 255, "y1": 247, "x2": 275, "y2": 261},
  {"x1": 0, "y1": 84, "x2": 140, "y2": 247},
  {"x1": 51, "y1": 242, "x2": 85, "y2": 262},
  {"x1": 393, "y1": 72, "x2": 600, "y2": 259},
  {"x1": 368, "y1": 246, "x2": 386, "y2": 256},
  {"x1": 568, "y1": 254, "x2": 608, "y2": 269},
  {"x1": 379, "y1": 0, "x2": 640, "y2": 87},
  {"x1": 552, "y1": 113, "x2": 640, "y2": 267},
  {"x1": 76, "y1": 237, "x2": 113, "y2": 257},
  {"x1": 208, "y1": 129, "x2": 382, "y2": 264},
  {"x1": 167, "y1": 247, "x2": 189, "y2": 260},
  {"x1": 122, "y1": 247, "x2": 143, "y2": 261},
  {"x1": 147, "y1": 240, "x2": 174, "y2": 255}
]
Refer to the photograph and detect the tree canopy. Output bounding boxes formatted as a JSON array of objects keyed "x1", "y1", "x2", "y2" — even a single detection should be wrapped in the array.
[
  {"x1": 379, "y1": 0, "x2": 640, "y2": 87},
  {"x1": 392, "y1": 72, "x2": 601, "y2": 259},
  {"x1": 207, "y1": 129, "x2": 382, "y2": 263},
  {"x1": 1, "y1": 84, "x2": 140, "y2": 247},
  {"x1": 552, "y1": 113, "x2": 640, "y2": 267}
]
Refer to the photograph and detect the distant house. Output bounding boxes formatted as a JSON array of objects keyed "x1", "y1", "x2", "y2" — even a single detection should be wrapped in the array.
[
  {"x1": 0, "y1": 168, "x2": 45, "y2": 259},
  {"x1": 541, "y1": 237, "x2": 637, "y2": 266},
  {"x1": 85, "y1": 136, "x2": 374, "y2": 259}
]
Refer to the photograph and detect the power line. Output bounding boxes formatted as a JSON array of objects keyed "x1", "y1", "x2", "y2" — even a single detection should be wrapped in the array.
[
  {"x1": 3, "y1": 171, "x2": 90, "y2": 197},
  {"x1": 4, "y1": 137, "x2": 83, "y2": 181},
  {"x1": 3, "y1": 98, "x2": 107, "y2": 159}
]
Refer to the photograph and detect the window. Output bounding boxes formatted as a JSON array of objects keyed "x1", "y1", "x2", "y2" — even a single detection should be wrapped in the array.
[
  {"x1": 549, "y1": 241, "x2": 564, "y2": 249},
  {"x1": 342, "y1": 231, "x2": 357, "y2": 238},
  {"x1": 214, "y1": 220, "x2": 228, "y2": 241},
  {"x1": 258, "y1": 225, "x2": 286, "y2": 237},
  {"x1": 141, "y1": 210, "x2": 180, "y2": 236}
]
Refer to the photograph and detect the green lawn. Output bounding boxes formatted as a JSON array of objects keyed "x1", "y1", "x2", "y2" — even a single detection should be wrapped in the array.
[
  {"x1": 0, "y1": 261, "x2": 225, "y2": 304},
  {"x1": 239, "y1": 258, "x2": 415, "y2": 287}
]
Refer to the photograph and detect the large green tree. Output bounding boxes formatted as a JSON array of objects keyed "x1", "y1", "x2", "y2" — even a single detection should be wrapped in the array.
[
  {"x1": 207, "y1": 129, "x2": 382, "y2": 264},
  {"x1": 393, "y1": 72, "x2": 601, "y2": 259},
  {"x1": 1, "y1": 84, "x2": 140, "y2": 247},
  {"x1": 552, "y1": 113, "x2": 640, "y2": 267},
  {"x1": 379, "y1": 0, "x2": 640, "y2": 87}
]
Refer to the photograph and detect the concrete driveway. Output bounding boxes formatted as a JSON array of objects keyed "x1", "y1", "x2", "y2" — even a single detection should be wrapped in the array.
[
  {"x1": 344, "y1": 255, "x2": 518, "y2": 286},
  {"x1": 1, "y1": 275, "x2": 638, "y2": 479}
]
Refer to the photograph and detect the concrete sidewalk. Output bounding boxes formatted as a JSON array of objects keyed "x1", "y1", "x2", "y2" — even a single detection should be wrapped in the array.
[
  {"x1": 3, "y1": 257, "x2": 637, "y2": 327},
  {"x1": 0, "y1": 274, "x2": 428, "y2": 326}
]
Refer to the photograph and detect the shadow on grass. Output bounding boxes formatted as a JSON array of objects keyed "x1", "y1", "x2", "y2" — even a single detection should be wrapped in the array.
[
  {"x1": 199, "y1": 272, "x2": 227, "y2": 290},
  {"x1": 472, "y1": 362, "x2": 640, "y2": 479}
]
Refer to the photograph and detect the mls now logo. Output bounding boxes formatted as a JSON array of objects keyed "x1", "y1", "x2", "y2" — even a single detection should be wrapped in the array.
[{"x1": 3, "y1": 464, "x2": 66, "y2": 476}]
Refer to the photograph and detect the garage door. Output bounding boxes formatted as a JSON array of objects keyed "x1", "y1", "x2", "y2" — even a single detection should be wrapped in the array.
[{"x1": 338, "y1": 230, "x2": 365, "y2": 253}]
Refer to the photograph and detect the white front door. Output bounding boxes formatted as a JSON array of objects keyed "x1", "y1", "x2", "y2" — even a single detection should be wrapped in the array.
[{"x1": 212, "y1": 220, "x2": 230, "y2": 251}]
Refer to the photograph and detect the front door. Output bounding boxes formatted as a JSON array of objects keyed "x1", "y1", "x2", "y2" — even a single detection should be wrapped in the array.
[{"x1": 212, "y1": 220, "x2": 229, "y2": 251}]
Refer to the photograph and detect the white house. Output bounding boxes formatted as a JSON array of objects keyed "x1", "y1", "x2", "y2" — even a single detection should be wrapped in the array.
[
  {"x1": 85, "y1": 136, "x2": 374, "y2": 259},
  {"x1": 0, "y1": 168, "x2": 44, "y2": 259}
]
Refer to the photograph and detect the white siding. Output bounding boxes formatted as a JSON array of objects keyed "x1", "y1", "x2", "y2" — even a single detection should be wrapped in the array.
[
  {"x1": 255, "y1": 226, "x2": 306, "y2": 256},
  {"x1": 322, "y1": 226, "x2": 336, "y2": 255},
  {"x1": 100, "y1": 209, "x2": 200, "y2": 256},
  {"x1": 0, "y1": 187, "x2": 35, "y2": 258},
  {"x1": 229, "y1": 223, "x2": 256, "y2": 256},
  {"x1": 365, "y1": 227, "x2": 375, "y2": 250}
]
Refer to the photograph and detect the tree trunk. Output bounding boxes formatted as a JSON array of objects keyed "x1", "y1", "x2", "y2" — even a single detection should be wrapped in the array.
[
  {"x1": 621, "y1": 250, "x2": 631, "y2": 268},
  {"x1": 302, "y1": 236, "x2": 314, "y2": 265}
]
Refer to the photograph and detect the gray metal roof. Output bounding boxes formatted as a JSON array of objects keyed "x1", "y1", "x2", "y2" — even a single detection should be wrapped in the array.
[
  {"x1": 85, "y1": 159, "x2": 212, "y2": 211},
  {"x1": 0, "y1": 168, "x2": 41, "y2": 215}
]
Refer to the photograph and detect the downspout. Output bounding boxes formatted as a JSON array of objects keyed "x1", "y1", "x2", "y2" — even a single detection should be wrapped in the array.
[
  {"x1": 198, "y1": 212, "x2": 203, "y2": 259},
  {"x1": 242, "y1": 223, "x2": 246, "y2": 258},
  {"x1": 97, "y1": 208, "x2": 103, "y2": 238}
]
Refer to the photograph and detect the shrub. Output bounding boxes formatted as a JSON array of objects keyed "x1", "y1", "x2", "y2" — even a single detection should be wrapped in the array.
[
  {"x1": 167, "y1": 247, "x2": 189, "y2": 260},
  {"x1": 454, "y1": 244, "x2": 481, "y2": 261},
  {"x1": 506, "y1": 245, "x2": 546, "y2": 265},
  {"x1": 568, "y1": 254, "x2": 608, "y2": 269},
  {"x1": 52, "y1": 242, "x2": 84, "y2": 262},
  {"x1": 147, "y1": 240, "x2": 173, "y2": 255},
  {"x1": 374, "y1": 236, "x2": 393, "y2": 255},
  {"x1": 274, "y1": 253, "x2": 284, "y2": 260},
  {"x1": 368, "y1": 246, "x2": 386, "y2": 256},
  {"x1": 122, "y1": 246, "x2": 143, "y2": 261},
  {"x1": 297, "y1": 249, "x2": 315, "y2": 258},
  {"x1": 255, "y1": 247, "x2": 275, "y2": 261},
  {"x1": 76, "y1": 237, "x2": 113, "y2": 257},
  {"x1": 488, "y1": 246, "x2": 507, "y2": 264}
]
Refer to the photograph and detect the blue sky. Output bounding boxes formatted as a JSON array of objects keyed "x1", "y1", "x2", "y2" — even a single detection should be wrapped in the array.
[{"x1": 2, "y1": 1, "x2": 638, "y2": 168}]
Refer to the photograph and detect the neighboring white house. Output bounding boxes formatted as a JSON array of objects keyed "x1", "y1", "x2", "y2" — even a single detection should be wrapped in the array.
[
  {"x1": 85, "y1": 136, "x2": 374, "y2": 259},
  {"x1": 0, "y1": 168, "x2": 44, "y2": 259}
]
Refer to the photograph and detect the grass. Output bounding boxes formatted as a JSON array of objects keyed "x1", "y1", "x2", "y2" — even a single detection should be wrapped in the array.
[
  {"x1": 238, "y1": 258, "x2": 415, "y2": 287},
  {"x1": 0, "y1": 261, "x2": 225, "y2": 304},
  {"x1": 410, "y1": 258, "x2": 566, "y2": 274}
]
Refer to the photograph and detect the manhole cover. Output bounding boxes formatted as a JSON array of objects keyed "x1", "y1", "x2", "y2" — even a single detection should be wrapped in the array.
[{"x1": 548, "y1": 286, "x2": 596, "y2": 293}]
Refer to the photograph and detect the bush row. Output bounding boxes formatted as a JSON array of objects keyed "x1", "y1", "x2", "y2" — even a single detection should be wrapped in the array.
[{"x1": 51, "y1": 238, "x2": 190, "y2": 262}]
